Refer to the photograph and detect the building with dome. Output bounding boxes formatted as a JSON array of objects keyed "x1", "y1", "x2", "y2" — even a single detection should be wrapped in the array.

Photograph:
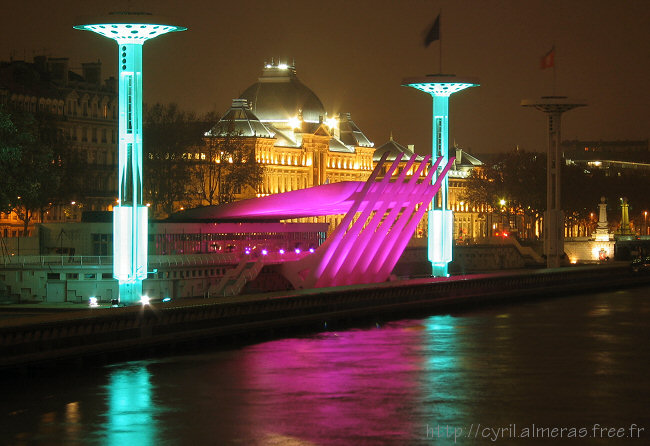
[
  {"x1": 203, "y1": 61, "x2": 376, "y2": 228},
  {"x1": 201, "y1": 60, "x2": 496, "y2": 241},
  {"x1": 0, "y1": 60, "x2": 519, "y2": 303}
]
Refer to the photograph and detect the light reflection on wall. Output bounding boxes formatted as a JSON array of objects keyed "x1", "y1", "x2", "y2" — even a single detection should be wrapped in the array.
[{"x1": 103, "y1": 364, "x2": 158, "y2": 446}]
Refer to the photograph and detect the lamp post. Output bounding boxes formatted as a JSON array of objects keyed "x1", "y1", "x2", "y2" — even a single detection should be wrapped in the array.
[
  {"x1": 522, "y1": 96, "x2": 586, "y2": 268},
  {"x1": 402, "y1": 75, "x2": 479, "y2": 277},
  {"x1": 499, "y1": 199, "x2": 509, "y2": 235},
  {"x1": 75, "y1": 12, "x2": 186, "y2": 304}
]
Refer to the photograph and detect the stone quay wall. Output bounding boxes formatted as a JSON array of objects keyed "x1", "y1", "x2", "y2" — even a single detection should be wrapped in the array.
[{"x1": 1, "y1": 264, "x2": 648, "y2": 369}]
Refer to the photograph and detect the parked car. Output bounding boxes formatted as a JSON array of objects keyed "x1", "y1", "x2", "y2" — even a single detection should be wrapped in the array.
[{"x1": 631, "y1": 256, "x2": 650, "y2": 273}]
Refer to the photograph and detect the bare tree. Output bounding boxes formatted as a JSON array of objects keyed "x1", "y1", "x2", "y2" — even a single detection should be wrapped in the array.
[
  {"x1": 192, "y1": 120, "x2": 264, "y2": 205},
  {"x1": 0, "y1": 105, "x2": 75, "y2": 234},
  {"x1": 143, "y1": 103, "x2": 217, "y2": 217}
]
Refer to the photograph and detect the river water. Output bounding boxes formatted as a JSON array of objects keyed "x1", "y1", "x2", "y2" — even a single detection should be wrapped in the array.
[{"x1": 1, "y1": 286, "x2": 649, "y2": 445}]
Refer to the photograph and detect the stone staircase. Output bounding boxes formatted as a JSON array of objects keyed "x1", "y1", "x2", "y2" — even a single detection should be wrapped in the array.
[{"x1": 214, "y1": 256, "x2": 265, "y2": 297}]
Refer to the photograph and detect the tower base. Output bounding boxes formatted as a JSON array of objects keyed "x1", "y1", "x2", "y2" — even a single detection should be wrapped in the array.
[
  {"x1": 119, "y1": 281, "x2": 143, "y2": 305},
  {"x1": 432, "y1": 263, "x2": 449, "y2": 278},
  {"x1": 428, "y1": 209, "x2": 454, "y2": 277}
]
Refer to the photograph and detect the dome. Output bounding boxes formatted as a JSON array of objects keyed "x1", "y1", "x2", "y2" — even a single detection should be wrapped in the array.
[{"x1": 239, "y1": 62, "x2": 326, "y2": 123}]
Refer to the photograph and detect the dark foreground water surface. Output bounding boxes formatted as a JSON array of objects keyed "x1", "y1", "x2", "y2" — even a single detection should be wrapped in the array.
[{"x1": 1, "y1": 287, "x2": 649, "y2": 445}]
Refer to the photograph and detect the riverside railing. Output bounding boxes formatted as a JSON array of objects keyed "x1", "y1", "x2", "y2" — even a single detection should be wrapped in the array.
[{"x1": 2, "y1": 253, "x2": 242, "y2": 268}]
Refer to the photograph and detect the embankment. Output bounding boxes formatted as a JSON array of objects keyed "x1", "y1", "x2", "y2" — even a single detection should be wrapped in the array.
[{"x1": 1, "y1": 264, "x2": 647, "y2": 369}]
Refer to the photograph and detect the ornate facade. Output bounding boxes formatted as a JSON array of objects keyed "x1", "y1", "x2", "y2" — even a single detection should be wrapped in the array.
[
  {"x1": 0, "y1": 56, "x2": 118, "y2": 237},
  {"x1": 1, "y1": 57, "x2": 488, "y2": 245},
  {"x1": 202, "y1": 62, "x2": 376, "y2": 229},
  {"x1": 202, "y1": 61, "x2": 488, "y2": 240}
]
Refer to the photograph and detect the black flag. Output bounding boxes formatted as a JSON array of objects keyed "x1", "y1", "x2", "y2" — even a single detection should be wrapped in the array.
[{"x1": 424, "y1": 14, "x2": 440, "y2": 47}]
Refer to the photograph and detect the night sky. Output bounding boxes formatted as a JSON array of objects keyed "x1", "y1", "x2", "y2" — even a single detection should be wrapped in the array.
[{"x1": 3, "y1": 0, "x2": 649, "y2": 155}]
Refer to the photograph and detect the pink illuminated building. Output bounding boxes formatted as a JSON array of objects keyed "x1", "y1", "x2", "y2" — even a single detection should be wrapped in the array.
[{"x1": 175, "y1": 153, "x2": 454, "y2": 290}]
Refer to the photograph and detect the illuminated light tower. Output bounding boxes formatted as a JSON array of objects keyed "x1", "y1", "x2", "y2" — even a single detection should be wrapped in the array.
[
  {"x1": 521, "y1": 96, "x2": 586, "y2": 268},
  {"x1": 402, "y1": 75, "x2": 479, "y2": 277},
  {"x1": 75, "y1": 12, "x2": 186, "y2": 304}
]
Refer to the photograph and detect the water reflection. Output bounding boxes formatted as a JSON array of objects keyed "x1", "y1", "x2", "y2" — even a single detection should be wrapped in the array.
[
  {"x1": 101, "y1": 363, "x2": 159, "y2": 446},
  {"x1": 419, "y1": 315, "x2": 467, "y2": 427},
  {"x1": 65, "y1": 401, "x2": 81, "y2": 441},
  {"x1": 38, "y1": 411, "x2": 58, "y2": 441},
  {"x1": 0, "y1": 287, "x2": 649, "y2": 444},
  {"x1": 240, "y1": 325, "x2": 426, "y2": 444}
]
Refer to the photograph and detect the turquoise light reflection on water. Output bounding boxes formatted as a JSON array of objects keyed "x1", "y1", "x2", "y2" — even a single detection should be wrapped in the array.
[
  {"x1": 420, "y1": 315, "x2": 465, "y2": 427},
  {"x1": 101, "y1": 363, "x2": 159, "y2": 446},
  {"x1": 1, "y1": 287, "x2": 649, "y2": 445}
]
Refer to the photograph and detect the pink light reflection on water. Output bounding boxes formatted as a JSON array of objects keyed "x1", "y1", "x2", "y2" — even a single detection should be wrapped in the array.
[{"x1": 239, "y1": 323, "x2": 430, "y2": 444}]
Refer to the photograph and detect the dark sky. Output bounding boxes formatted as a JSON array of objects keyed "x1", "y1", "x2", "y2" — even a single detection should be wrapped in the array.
[{"x1": 3, "y1": 0, "x2": 649, "y2": 155}]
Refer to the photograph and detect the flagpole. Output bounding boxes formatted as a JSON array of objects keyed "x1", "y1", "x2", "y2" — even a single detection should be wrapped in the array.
[
  {"x1": 424, "y1": 11, "x2": 441, "y2": 73},
  {"x1": 552, "y1": 43, "x2": 557, "y2": 95},
  {"x1": 439, "y1": 9, "x2": 442, "y2": 73}
]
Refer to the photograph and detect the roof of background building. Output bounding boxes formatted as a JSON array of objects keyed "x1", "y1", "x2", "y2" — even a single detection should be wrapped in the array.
[
  {"x1": 206, "y1": 99, "x2": 274, "y2": 138},
  {"x1": 268, "y1": 125, "x2": 301, "y2": 147},
  {"x1": 454, "y1": 148, "x2": 483, "y2": 168},
  {"x1": 219, "y1": 61, "x2": 374, "y2": 153},
  {"x1": 338, "y1": 112, "x2": 373, "y2": 148},
  {"x1": 0, "y1": 57, "x2": 115, "y2": 97},
  {"x1": 373, "y1": 135, "x2": 416, "y2": 161},
  {"x1": 563, "y1": 139, "x2": 650, "y2": 164},
  {"x1": 329, "y1": 136, "x2": 354, "y2": 153},
  {"x1": 239, "y1": 62, "x2": 326, "y2": 123}
]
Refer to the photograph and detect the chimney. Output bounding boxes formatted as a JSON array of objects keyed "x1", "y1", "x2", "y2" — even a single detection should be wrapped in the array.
[
  {"x1": 33, "y1": 55, "x2": 47, "y2": 72},
  {"x1": 46, "y1": 57, "x2": 69, "y2": 85},
  {"x1": 104, "y1": 76, "x2": 117, "y2": 92},
  {"x1": 82, "y1": 61, "x2": 102, "y2": 86},
  {"x1": 333, "y1": 113, "x2": 341, "y2": 140}
]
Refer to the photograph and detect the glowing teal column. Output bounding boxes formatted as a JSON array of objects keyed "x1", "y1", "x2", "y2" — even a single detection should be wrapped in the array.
[
  {"x1": 75, "y1": 13, "x2": 186, "y2": 304},
  {"x1": 402, "y1": 76, "x2": 478, "y2": 277}
]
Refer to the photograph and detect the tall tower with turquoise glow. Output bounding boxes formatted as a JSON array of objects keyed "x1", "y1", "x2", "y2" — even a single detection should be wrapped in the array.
[
  {"x1": 75, "y1": 12, "x2": 186, "y2": 304},
  {"x1": 402, "y1": 75, "x2": 478, "y2": 277}
]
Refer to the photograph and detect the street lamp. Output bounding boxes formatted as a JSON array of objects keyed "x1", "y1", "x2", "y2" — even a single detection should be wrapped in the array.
[
  {"x1": 499, "y1": 199, "x2": 510, "y2": 236},
  {"x1": 75, "y1": 12, "x2": 186, "y2": 304},
  {"x1": 521, "y1": 96, "x2": 586, "y2": 268},
  {"x1": 402, "y1": 75, "x2": 479, "y2": 277}
]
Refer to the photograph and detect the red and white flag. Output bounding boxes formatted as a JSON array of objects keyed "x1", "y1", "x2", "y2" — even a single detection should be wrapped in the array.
[{"x1": 540, "y1": 46, "x2": 555, "y2": 69}]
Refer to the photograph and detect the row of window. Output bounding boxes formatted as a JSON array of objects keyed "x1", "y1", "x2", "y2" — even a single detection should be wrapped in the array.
[
  {"x1": 66, "y1": 98, "x2": 116, "y2": 120},
  {"x1": 328, "y1": 157, "x2": 360, "y2": 170},
  {"x1": 65, "y1": 126, "x2": 116, "y2": 146},
  {"x1": 47, "y1": 272, "x2": 113, "y2": 280},
  {"x1": 152, "y1": 232, "x2": 324, "y2": 242},
  {"x1": 11, "y1": 98, "x2": 63, "y2": 115},
  {"x1": 46, "y1": 268, "x2": 229, "y2": 281},
  {"x1": 1, "y1": 228, "x2": 31, "y2": 237},
  {"x1": 10, "y1": 96, "x2": 116, "y2": 120},
  {"x1": 151, "y1": 268, "x2": 228, "y2": 280},
  {"x1": 262, "y1": 172, "x2": 309, "y2": 194}
]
